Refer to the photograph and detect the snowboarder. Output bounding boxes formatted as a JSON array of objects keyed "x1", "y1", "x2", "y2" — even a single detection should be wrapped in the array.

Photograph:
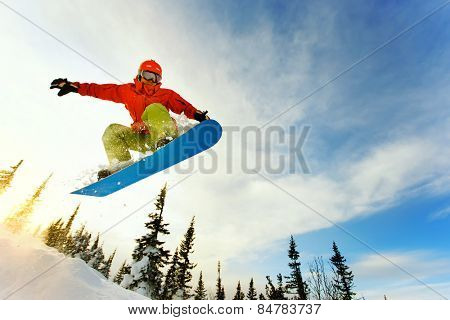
[{"x1": 50, "y1": 59, "x2": 209, "y2": 180}]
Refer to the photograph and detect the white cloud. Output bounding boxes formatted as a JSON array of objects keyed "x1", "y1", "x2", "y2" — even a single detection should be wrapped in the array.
[
  {"x1": 430, "y1": 206, "x2": 450, "y2": 220},
  {"x1": 352, "y1": 251, "x2": 450, "y2": 299}
]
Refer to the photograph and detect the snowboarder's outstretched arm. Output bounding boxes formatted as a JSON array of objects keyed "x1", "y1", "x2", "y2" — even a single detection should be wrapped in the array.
[
  {"x1": 50, "y1": 78, "x2": 129, "y2": 104},
  {"x1": 75, "y1": 82, "x2": 130, "y2": 104}
]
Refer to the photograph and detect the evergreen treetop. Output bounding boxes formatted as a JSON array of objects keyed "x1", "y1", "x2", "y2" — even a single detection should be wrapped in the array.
[
  {"x1": 0, "y1": 160, "x2": 23, "y2": 195},
  {"x1": 114, "y1": 260, "x2": 131, "y2": 285},
  {"x1": 177, "y1": 217, "x2": 197, "y2": 300},
  {"x1": 127, "y1": 185, "x2": 171, "y2": 299},
  {"x1": 194, "y1": 271, "x2": 208, "y2": 300},
  {"x1": 99, "y1": 249, "x2": 116, "y2": 279},
  {"x1": 3, "y1": 174, "x2": 52, "y2": 233},
  {"x1": 265, "y1": 274, "x2": 286, "y2": 300},
  {"x1": 330, "y1": 241, "x2": 356, "y2": 300},
  {"x1": 162, "y1": 247, "x2": 181, "y2": 299},
  {"x1": 286, "y1": 235, "x2": 308, "y2": 299},
  {"x1": 215, "y1": 261, "x2": 225, "y2": 300},
  {"x1": 233, "y1": 281, "x2": 245, "y2": 300},
  {"x1": 247, "y1": 278, "x2": 258, "y2": 300}
]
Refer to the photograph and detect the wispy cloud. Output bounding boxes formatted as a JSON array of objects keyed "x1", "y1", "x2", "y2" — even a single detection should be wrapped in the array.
[
  {"x1": 353, "y1": 250, "x2": 450, "y2": 299},
  {"x1": 430, "y1": 206, "x2": 450, "y2": 220}
]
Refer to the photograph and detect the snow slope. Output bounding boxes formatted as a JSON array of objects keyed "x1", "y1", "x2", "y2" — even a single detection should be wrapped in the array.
[{"x1": 0, "y1": 225, "x2": 146, "y2": 299}]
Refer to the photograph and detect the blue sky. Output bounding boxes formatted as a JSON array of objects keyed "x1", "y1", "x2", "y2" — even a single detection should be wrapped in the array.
[
  {"x1": 0, "y1": 0, "x2": 449, "y2": 299},
  {"x1": 184, "y1": 0, "x2": 450, "y2": 298}
]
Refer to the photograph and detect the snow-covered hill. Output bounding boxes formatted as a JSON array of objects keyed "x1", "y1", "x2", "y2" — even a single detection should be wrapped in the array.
[{"x1": 0, "y1": 226, "x2": 146, "y2": 299}]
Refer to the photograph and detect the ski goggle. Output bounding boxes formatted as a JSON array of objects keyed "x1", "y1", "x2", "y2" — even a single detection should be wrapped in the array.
[{"x1": 141, "y1": 70, "x2": 162, "y2": 83}]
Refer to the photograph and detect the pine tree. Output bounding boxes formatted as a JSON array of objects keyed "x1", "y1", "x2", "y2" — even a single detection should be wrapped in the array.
[
  {"x1": 215, "y1": 261, "x2": 225, "y2": 300},
  {"x1": 59, "y1": 205, "x2": 80, "y2": 253},
  {"x1": 265, "y1": 274, "x2": 286, "y2": 300},
  {"x1": 44, "y1": 218, "x2": 64, "y2": 248},
  {"x1": 285, "y1": 235, "x2": 308, "y2": 299},
  {"x1": 265, "y1": 276, "x2": 276, "y2": 299},
  {"x1": 276, "y1": 274, "x2": 287, "y2": 299},
  {"x1": 259, "y1": 293, "x2": 266, "y2": 300},
  {"x1": 330, "y1": 241, "x2": 356, "y2": 300},
  {"x1": 0, "y1": 160, "x2": 23, "y2": 195},
  {"x1": 45, "y1": 205, "x2": 80, "y2": 253},
  {"x1": 162, "y1": 247, "x2": 181, "y2": 299},
  {"x1": 99, "y1": 249, "x2": 116, "y2": 279},
  {"x1": 62, "y1": 234, "x2": 74, "y2": 255},
  {"x1": 126, "y1": 185, "x2": 171, "y2": 299},
  {"x1": 194, "y1": 271, "x2": 207, "y2": 300},
  {"x1": 69, "y1": 225, "x2": 92, "y2": 261},
  {"x1": 114, "y1": 260, "x2": 131, "y2": 285},
  {"x1": 3, "y1": 174, "x2": 51, "y2": 233},
  {"x1": 247, "y1": 278, "x2": 258, "y2": 300},
  {"x1": 177, "y1": 216, "x2": 197, "y2": 299},
  {"x1": 233, "y1": 281, "x2": 245, "y2": 300},
  {"x1": 88, "y1": 234, "x2": 105, "y2": 270}
]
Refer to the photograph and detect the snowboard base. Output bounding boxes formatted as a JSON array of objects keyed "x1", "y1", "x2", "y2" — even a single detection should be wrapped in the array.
[{"x1": 71, "y1": 120, "x2": 222, "y2": 197}]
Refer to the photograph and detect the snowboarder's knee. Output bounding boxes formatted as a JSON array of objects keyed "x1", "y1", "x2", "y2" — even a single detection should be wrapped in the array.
[
  {"x1": 146, "y1": 102, "x2": 166, "y2": 111},
  {"x1": 102, "y1": 123, "x2": 125, "y2": 141},
  {"x1": 142, "y1": 103, "x2": 169, "y2": 119}
]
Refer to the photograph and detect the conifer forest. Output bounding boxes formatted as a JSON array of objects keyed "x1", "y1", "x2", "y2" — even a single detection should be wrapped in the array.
[{"x1": 1, "y1": 160, "x2": 359, "y2": 300}]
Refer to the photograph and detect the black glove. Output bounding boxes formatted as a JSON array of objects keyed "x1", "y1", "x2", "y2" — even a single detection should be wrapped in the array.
[
  {"x1": 50, "y1": 78, "x2": 79, "y2": 96},
  {"x1": 194, "y1": 110, "x2": 210, "y2": 122}
]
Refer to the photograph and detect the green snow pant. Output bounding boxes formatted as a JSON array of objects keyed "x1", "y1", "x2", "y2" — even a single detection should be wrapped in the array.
[{"x1": 102, "y1": 103, "x2": 178, "y2": 164}]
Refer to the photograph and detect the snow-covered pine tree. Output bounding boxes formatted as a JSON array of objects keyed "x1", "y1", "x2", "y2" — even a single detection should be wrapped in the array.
[
  {"x1": 285, "y1": 235, "x2": 308, "y2": 299},
  {"x1": 114, "y1": 260, "x2": 131, "y2": 285},
  {"x1": 69, "y1": 225, "x2": 92, "y2": 262},
  {"x1": 126, "y1": 185, "x2": 171, "y2": 299},
  {"x1": 194, "y1": 271, "x2": 207, "y2": 300},
  {"x1": 0, "y1": 160, "x2": 23, "y2": 195},
  {"x1": 3, "y1": 174, "x2": 51, "y2": 233},
  {"x1": 162, "y1": 247, "x2": 181, "y2": 299},
  {"x1": 98, "y1": 249, "x2": 116, "y2": 279},
  {"x1": 176, "y1": 217, "x2": 197, "y2": 300},
  {"x1": 247, "y1": 278, "x2": 258, "y2": 300},
  {"x1": 330, "y1": 241, "x2": 356, "y2": 300},
  {"x1": 233, "y1": 281, "x2": 245, "y2": 300},
  {"x1": 62, "y1": 233, "x2": 74, "y2": 255},
  {"x1": 88, "y1": 233, "x2": 105, "y2": 271},
  {"x1": 215, "y1": 261, "x2": 225, "y2": 300}
]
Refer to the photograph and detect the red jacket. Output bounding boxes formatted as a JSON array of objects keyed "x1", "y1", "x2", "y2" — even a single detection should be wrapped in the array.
[{"x1": 75, "y1": 77, "x2": 198, "y2": 130}]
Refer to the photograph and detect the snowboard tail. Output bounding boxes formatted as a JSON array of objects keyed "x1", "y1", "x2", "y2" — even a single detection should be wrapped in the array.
[{"x1": 71, "y1": 120, "x2": 222, "y2": 197}]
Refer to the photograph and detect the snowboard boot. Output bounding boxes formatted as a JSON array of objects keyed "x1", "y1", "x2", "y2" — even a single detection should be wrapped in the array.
[
  {"x1": 97, "y1": 168, "x2": 112, "y2": 181},
  {"x1": 156, "y1": 137, "x2": 173, "y2": 150},
  {"x1": 97, "y1": 160, "x2": 134, "y2": 181}
]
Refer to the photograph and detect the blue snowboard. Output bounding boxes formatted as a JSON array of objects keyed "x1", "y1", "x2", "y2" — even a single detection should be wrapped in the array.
[{"x1": 72, "y1": 120, "x2": 222, "y2": 197}]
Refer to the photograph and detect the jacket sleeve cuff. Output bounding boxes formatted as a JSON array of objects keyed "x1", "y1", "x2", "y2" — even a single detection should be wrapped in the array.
[{"x1": 74, "y1": 83, "x2": 90, "y2": 96}]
